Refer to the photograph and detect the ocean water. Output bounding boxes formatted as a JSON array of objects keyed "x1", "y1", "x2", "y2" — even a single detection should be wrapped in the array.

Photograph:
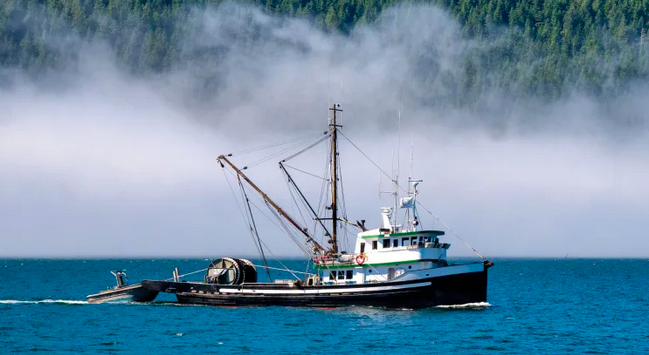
[{"x1": 1, "y1": 258, "x2": 647, "y2": 354}]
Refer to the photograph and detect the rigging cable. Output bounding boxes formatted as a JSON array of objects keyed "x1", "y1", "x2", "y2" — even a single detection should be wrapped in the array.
[
  {"x1": 231, "y1": 190, "x2": 310, "y2": 280},
  {"x1": 223, "y1": 169, "x2": 295, "y2": 279},
  {"x1": 255, "y1": 212, "x2": 312, "y2": 281},
  {"x1": 338, "y1": 131, "x2": 393, "y2": 181},
  {"x1": 281, "y1": 132, "x2": 332, "y2": 163},
  {"x1": 244, "y1": 132, "x2": 329, "y2": 169},
  {"x1": 315, "y1": 142, "x2": 331, "y2": 247},
  {"x1": 265, "y1": 200, "x2": 313, "y2": 257},
  {"x1": 338, "y1": 131, "x2": 485, "y2": 260},
  {"x1": 337, "y1": 148, "x2": 350, "y2": 251},
  {"x1": 284, "y1": 175, "x2": 312, "y2": 231},
  {"x1": 283, "y1": 164, "x2": 328, "y2": 181},
  {"x1": 415, "y1": 202, "x2": 485, "y2": 260},
  {"x1": 243, "y1": 206, "x2": 309, "y2": 280},
  {"x1": 222, "y1": 168, "x2": 312, "y2": 257},
  {"x1": 237, "y1": 176, "x2": 273, "y2": 281},
  {"x1": 228, "y1": 132, "x2": 324, "y2": 156},
  {"x1": 252, "y1": 264, "x2": 316, "y2": 276},
  {"x1": 235, "y1": 177, "x2": 263, "y2": 259},
  {"x1": 220, "y1": 162, "x2": 316, "y2": 280},
  {"x1": 222, "y1": 167, "x2": 266, "y2": 255},
  {"x1": 280, "y1": 164, "x2": 332, "y2": 239}
]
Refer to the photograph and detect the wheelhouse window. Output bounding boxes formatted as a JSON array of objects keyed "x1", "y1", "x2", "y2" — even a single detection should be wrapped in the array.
[
  {"x1": 411, "y1": 236, "x2": 418, "y2": 246},
  {"x1": 346, "y1": 270, "x2": 353, "y2": 279},
  {"x1": 393, "y1": 239, "x2": 398, "y2": 248},
  {"x1": 382, "y1": 239, "x2": 390, "y2": 249},
  {"x1": 329, "y1": 271, "x2": 335, "y2": 280},
  {"x1": 360, "y1": 242, "x2": 365, "y2": 253},
  {"x1": 372, "y1": 241, "x2": 378, "y2": 250},
  {"x1": 402, "y1": 238, "x2": 410, "y2": 247},
  {"x1": 338, "y1": 271, "x2": 345, "y2": 280}
]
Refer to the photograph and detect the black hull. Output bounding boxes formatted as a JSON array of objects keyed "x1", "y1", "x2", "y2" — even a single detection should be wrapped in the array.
[{"x1": 142, "y1": 267, "x2": 487, "y2": 309}]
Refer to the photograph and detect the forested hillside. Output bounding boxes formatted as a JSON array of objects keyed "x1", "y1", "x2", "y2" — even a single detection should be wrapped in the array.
[{"x1": 1, "y1": 0, "x2": 649, "y2": 100}]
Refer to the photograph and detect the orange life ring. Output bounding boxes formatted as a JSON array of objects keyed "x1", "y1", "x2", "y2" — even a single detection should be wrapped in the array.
[{"x1": 355, "y1": 253, "x2": 367, "y2": 265}]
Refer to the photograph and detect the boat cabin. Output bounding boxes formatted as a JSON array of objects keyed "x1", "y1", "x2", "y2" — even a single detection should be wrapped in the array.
[{"x1": 315, "y1": 205, "x2": 451, "y2": 285}]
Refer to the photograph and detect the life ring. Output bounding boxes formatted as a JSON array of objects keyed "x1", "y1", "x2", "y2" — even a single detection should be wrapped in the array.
[{"x1": 355, "y1": 253, "x2": 367, "y2": 265}]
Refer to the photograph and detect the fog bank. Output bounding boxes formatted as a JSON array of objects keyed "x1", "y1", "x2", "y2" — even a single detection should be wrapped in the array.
[{"x1": 1, "y1": 4, "x2": 648, "y2": 258}]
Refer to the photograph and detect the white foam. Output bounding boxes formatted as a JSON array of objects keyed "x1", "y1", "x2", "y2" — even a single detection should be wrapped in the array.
[
  {"x1": 436, "y1": 302, "x2": 491, "y2": 309},
  {"x1": 0, "y1": 299, "x2": 88, "y2": 305}
]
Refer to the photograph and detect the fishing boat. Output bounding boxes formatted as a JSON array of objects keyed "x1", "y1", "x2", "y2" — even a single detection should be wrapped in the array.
[{"x1": 139, "y1": 104, "x2": 493, "y2": 309}]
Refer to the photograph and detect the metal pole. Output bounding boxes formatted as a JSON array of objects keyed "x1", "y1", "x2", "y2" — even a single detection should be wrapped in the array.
[
  {"x1": 328, "y1": 104, "x2": 343, "y2": 254},
  {"x1": 218, "y1": 155, "x2": 326, "y2": 253}
]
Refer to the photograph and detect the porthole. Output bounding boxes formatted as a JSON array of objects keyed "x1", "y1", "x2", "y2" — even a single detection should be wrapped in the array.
[{"x1": 408, "y1": 266, "x2": 412, "y2": 269}]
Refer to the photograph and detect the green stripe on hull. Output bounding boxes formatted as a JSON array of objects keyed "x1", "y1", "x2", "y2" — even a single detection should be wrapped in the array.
[{"x1": 359, "y1": 230, "x2": 445, "y2": 239}]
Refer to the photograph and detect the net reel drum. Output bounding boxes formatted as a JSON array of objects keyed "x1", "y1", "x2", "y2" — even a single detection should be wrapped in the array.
[{"x1": 205, "y1": 257, "x2": 257, "y2": 285}]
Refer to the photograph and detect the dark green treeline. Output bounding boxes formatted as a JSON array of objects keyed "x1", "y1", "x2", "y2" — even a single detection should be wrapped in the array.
[{"x1": 1, "y1": 0, "x2": 649, "y2": 100}]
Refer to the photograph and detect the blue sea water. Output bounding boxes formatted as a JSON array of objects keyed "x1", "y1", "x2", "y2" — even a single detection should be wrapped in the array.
[{"x1": 1, "y1": 258, "x2": 648, "y2": 354}]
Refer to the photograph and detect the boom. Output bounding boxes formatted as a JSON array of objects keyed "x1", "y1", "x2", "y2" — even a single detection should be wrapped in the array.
[{"x1": 218, "y1": 155, "x2": 326, "y2": 254}]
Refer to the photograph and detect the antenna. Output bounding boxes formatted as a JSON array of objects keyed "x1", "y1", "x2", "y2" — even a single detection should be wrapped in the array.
[
  {"x1": 380, "y1": 151, "x2": 395, "y2": 218},
  {"x1": 393, "y1": 89, "x2": 403, "y2": 228},
  {"x1": 409, "y1": 135, "x2": 414, "y2": 191},
  {"x1": 406, "y1": 135, "x2": 414, "y2": 225}
]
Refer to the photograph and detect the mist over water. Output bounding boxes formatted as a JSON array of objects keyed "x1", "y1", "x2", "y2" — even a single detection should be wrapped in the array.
[{"x1": 1, "y1": 3, "x2": 648, "y2": 257}]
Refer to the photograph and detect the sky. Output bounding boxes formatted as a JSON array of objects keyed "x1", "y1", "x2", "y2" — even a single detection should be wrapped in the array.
[{"x1": 1, "y1": 4, "x2": 648, "y2": 258}]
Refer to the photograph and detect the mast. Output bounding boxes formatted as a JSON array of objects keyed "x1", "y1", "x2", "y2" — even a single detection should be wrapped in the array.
[
  {"x1": 329, "y1": 104, "x2": 342, "y2": 254},
  {"x1": 218, "y1": 155, "x2": 326, "y2": 254}
]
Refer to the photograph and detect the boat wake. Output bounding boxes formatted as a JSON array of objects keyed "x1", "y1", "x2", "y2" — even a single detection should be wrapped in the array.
[
  {"x1": 435, "y1": 302, "x2": 491, "y2": 309},
  {"x1": 0, "y1": 299, "x2": 88, "y2": 305}
]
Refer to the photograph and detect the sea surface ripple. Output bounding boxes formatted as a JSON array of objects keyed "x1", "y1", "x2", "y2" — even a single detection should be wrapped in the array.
[{"x1": 1, "y1": 259, "x2": 647, "y2": 354}]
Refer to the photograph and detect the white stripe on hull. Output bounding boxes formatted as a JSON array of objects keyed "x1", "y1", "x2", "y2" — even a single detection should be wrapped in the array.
[
  {"x1": 218, "y1": 281, "x2": 432, "y2": 295},
  {"x1": 212, "y1": 263, "x2": 484, "y2": 296}
]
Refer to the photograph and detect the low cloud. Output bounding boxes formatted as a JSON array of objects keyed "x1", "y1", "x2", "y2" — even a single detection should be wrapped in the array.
[{"x1": 0, "y1": 3, "x2": 648, "y2": 258}]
